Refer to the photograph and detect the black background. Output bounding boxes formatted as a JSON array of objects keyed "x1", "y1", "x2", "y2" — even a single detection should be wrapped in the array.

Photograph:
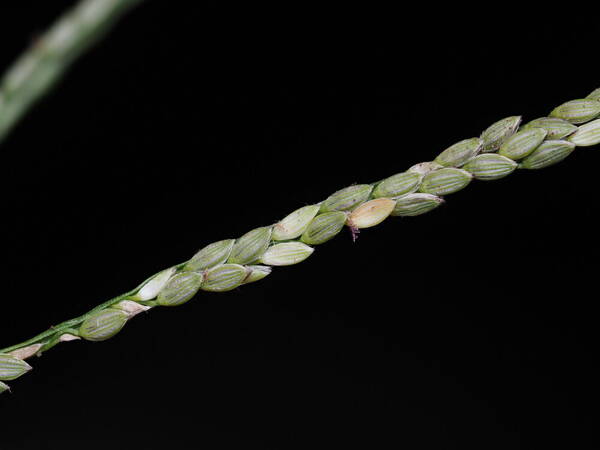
[{"x1": 1, "y1": 2, "x2": 599, "y2": 449}]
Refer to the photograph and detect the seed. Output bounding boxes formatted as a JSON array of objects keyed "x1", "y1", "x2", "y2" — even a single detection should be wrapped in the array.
[
  {"x1": 114, "y1": 300, "x2": 151, "y2": 318},
  {"x1": 228, "y1": 227, "x2": 272, "y2": 265},
  {"x1": 480, "y1": 116, "x2": 521, "y2": 152},
  {"x1": 156, "y1": 272, "x2": 203, "y2": 307},
  {"x1": 522, "y1": 117, "x2": 578, "y2": 139},
  {"x1": 519, "y1": 140, "x2": 576, "y2": 170},
  {"x1": 8, "y1": 344, "x2": 43, "y2": 360},
  {"x1": 391, "y1": 193, "x2": 444, "y2": 216},
  {"x1": 272, "y1": 205, "x2": 320, "y2": 241},
  {"x1": 202, "y1": 264, "x2": 247, "y2": 292},
  {"x1": 550, "y1": 99, "x2": 600, "y2": 124},
  {"x1": 185, "y1": 239, "x2": 235, "y2": 271},
  {"x1": 300, "y1": 211, "x2": 347, "y2": 245},
  {"x1": 372, "y1": 171, "x2": 421, "y2": 198},
  {"x1": 347, "y1": 198, "x2": 395, "y2": 228},
  {"x1": 59, "y1": 334, "x2": 80, "y2": 342},
  {"x1": 408, "y1": 161, "x2": 443, "y2": 175},
  {"x1": 0, "y1": 354, "x2": 32, "y2": 381},
  {"x1": 132, "y1": 267, "x2": 176, "y2": 301},
  {"x1": 419, "y1": 168, "x2": 472, "y2": 196},
  {"x1": 498, "y1": 128, "x2": 547, "y2": 160},
  {"x1": 242, "y1": 265, "x2": 272, "y2": 284},
  {"x1": 320, "y1": 185, "x2": 373, "y2": 212},
  {"x1": 434, "y1": 137, "x2": 483, "y2": 167},
  {"x1": 587, "y1": 88, "x2": 600, "y2": 101},
  {"x1": 463, "y1": 154, "x2": 517, "y2": 180},
  {"x1": 79, "y1": 308, "x2": 128, "y2": 342},
  {"x1": 261, "y1": 242, "x2": 314, "y2": 266},
  {"x1": 568, "y1": 119, "x2": 600, "y2": 147},
  {"x1": 0, "y1": 381, "x2": 9, "y2": 394},
  {"x1": 79, "y1": 308, "x2": 127, "y2": 341}
]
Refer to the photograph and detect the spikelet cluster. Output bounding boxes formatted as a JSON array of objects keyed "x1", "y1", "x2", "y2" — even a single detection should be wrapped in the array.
[{"x1": 3, "y1": 87, "x2": 600, "y2": 392}]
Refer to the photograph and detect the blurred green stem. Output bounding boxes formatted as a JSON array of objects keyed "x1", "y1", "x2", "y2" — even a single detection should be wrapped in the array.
[{"x1": 0, "y1": 0, "x2": 143, "y2": 145}]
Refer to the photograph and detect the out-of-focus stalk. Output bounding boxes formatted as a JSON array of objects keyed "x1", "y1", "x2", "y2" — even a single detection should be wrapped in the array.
[{"x1": 0, "y1": 0, "x2": 143, "y2": 145}]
